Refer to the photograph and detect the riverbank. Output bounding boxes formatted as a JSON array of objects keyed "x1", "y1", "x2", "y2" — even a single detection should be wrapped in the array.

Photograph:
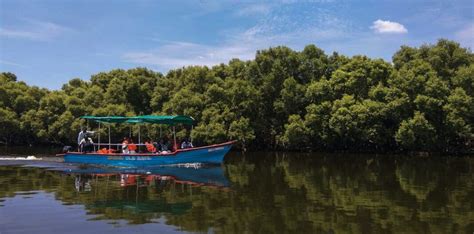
[{"x1": 0, "y1": 145, "x2": 474, "y2": 157}]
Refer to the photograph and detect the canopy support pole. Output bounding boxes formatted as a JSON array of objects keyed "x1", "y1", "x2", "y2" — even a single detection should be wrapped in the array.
[
  {"x1": 190, "y1": 125, "x2": 193, "y2": 143},
  {"x1": 159, "y1": 126, "x2": 162, "y2": 138},
  {"x1": 129, "y1": 126, "x2": 132, "y2": 138},
  {"x1": 138, "y1": 125, "x2": 141, "y2": 152},
  {"x1": 173, "y1": 126, "x2": 177, "y2": 151},
  {"x1": 98, "y1": 122, "x2": 101, "y2": 149},
  {"x1": 108, "y1": 124, "x2": 111, "y2": 150}
]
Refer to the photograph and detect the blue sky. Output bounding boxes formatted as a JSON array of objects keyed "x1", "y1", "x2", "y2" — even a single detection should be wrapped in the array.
[{"x1": 0, "y1": 0, "x2": 472, "y2": 89}]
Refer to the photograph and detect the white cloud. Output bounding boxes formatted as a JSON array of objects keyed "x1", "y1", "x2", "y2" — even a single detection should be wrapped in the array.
[
  {"x1": 0, "y1": 19, "x2": 71, "y2": 41},
  {"x1": 370, "y1": 19, "x2": 407, "y2": 34}
]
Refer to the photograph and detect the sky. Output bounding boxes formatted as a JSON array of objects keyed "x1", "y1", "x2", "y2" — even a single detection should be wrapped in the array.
[{"x1": 0, "y1": 0, "x2": 473, "y2": 89}]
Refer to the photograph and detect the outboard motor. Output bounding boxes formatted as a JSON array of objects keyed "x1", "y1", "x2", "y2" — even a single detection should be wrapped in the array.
[{"x1": 62, "y1": 146, "x2": 72, "y2": 153}]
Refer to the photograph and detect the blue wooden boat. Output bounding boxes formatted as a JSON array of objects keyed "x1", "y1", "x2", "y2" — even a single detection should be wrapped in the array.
[
  {"x1": 58, "y1": 115, "x2": 236, "y2": 167},
  {"x1": 60, "y1": 141, "x2": 235, "y2": 167}
]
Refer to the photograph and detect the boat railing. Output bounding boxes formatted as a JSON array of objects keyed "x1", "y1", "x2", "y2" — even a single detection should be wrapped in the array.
[
  {"x1": 93, "y1": 143, "x2": 154, "y2": 152},
  {"x1": 93, "y1": 143, "x2": 149, "y2": 146}
]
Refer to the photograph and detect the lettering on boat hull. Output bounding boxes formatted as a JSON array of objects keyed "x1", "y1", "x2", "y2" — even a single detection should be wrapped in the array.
[
  {"x1": 107, "y1": 156, "x2": 152, "y2": 161},
  {"x1": 107, "y1": 156, "x2": 124, "y2": 160},
  {"x1": 208, "y1": 147, "x2": 224, "y2": 152}
]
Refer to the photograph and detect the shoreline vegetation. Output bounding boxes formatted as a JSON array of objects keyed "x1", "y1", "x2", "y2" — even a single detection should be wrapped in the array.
[{"x1": 0, "y1": 39, "x2": 473, "y2": 154}]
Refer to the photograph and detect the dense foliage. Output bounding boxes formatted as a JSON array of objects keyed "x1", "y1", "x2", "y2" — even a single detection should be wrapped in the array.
[{"x1": 0, "y1": 39, "x2": 473, "y2": 152}]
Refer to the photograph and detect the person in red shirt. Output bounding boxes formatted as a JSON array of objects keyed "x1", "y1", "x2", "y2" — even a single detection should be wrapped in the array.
[{"x1": 145, "y1": 139, "x2": 156, "y2": 153}]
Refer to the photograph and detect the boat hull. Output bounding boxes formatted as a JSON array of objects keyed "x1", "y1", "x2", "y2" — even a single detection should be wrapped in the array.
[{"x1": 62, "y1": 141, "x2": 235, "y2": 167}]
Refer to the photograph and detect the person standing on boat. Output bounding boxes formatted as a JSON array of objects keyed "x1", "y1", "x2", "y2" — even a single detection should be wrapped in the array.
[
  {"x1": 77, "y1": 129, "x2": 94, "y2": 148},
  {"x1": 79, "y1": 135, "x2": 94, "y2": 153},
  {"x1": 122, "y1": 137, "x2": 129, "y2": 154}
]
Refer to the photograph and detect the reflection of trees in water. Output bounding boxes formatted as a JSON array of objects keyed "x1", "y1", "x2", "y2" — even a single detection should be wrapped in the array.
[
  {"x1": 271, "y1": 154, "x2": 474, "y2": 233},
  {"x1": 0, "y1": 155, "x2": 473, "y2": 233}
]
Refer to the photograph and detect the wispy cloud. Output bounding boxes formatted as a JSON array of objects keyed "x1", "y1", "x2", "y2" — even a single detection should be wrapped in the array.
[
  {"x1": 123, "y1": 1, "x2": 419, "y2": 69},
  {"x1": 123, "y1": 2, "x2": 353, "y2": 70},
  {"x1": 122, "y1": 41, "x2": 256, "y2": 68},
  {"x1": 0, "y1": 59, "x2": 26, "y2": 68},
  {"x1": 370, "y1": 20, "x2": 407, "y2": 34},
  {"x1": 455, "y1": 23, "x2": 474, "y2": 48},
  {"x1": 0, "y1": 19, "x2": 72, "y2": 41}
]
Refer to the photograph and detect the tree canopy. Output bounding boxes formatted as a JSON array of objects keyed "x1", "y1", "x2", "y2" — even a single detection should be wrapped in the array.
[{"x1": 0, "y1": 39, "x2": 472, "y2": 153}]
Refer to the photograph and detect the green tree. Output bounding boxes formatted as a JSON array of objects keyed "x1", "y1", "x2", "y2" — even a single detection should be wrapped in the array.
[
  {"x1": 228, "y1": 118, "x2": 255, "y2": 150},
  {"x1": 279, "y1": 115, "x2": 309, "y2": 150},
  {"x1": 443, "y1": 88, "x2": 473, "y2": 148},
  {"x1": 452, "y1": 64, "x2": 474, "y2": 95},
  {"x1": 305, "y1": 78, "x2": 333, "y2": 104},
  {"x1": 0, "y1": 108, "x2": 20, "y2": 144},
  {"x1": 304, "y1": 102, "x2": 333, "y2": 148},
  {"x1": 395, "y1": 111, "x2": 437, "y2": 151}
]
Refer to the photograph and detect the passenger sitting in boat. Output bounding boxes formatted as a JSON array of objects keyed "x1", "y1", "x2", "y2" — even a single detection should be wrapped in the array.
[
  {"x1": 159, "y1": 137, "x2": 171, "y2": 153},
  {"x1": 79, "y1": 135, "x2": 94, "y2": 153},
  {"x1": 181, "y1": 138, "x2": 193, "y2": 149},
  {"x1": 145, "y1": 140, "x2": 156, "y2": 153},
  {"x1": 122, "y1": 137, "x2": 129, "y2": 154},
  {"x1": 128, "y1": 139, "x2": 137, "y2": 154}
]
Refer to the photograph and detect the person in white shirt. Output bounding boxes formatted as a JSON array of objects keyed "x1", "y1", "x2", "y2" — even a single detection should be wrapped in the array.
[
  {"x1": 122, "y1": 137, "x2": 129, "y2": 154},
  {"x1": 77, "y1": 129, "x2": 95, "y2": 146},
  {"x1": 79, "y1": 135, "x2": 94, "y2": 152}
]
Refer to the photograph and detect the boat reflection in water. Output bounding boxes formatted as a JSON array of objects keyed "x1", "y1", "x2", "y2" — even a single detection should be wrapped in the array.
[
  {"x1": 63, "y1": 165, "x2": 231, "y2": 226},
  {"x1": 71, "y1": 165, "x2": 230, "y2": 191},
  {"x1": 74, "y1": 174, "x2": 92, "y2": 191}
]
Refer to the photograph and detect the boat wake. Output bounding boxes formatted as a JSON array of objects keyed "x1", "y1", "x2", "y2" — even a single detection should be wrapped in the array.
[{"x1": 0, "y1": 156, "x2": 41, "y2": 160}]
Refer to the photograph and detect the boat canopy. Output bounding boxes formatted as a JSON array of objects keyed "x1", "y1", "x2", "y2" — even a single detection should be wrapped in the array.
[
  {"x1": 81, "y1": 116, "x2": 129, "y2": 123},
  {"x1": 80, "y1": 115, "x2": 194, "y2": 125}
]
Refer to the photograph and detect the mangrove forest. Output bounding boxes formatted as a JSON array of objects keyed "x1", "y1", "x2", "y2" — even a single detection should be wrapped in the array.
[{"x1": 0, "y1": 39, "x2": 473, "y2": 153}]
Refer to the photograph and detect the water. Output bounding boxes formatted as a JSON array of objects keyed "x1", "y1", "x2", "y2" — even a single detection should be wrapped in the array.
[
  {"x1": 0, "y1": 150, "x2": 473, "y2": 234},
  {"x1": 0, "y1": 145, "x2": 62, "y2": 157}
]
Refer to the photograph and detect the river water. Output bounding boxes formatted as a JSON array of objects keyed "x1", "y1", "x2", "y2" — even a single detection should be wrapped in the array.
[{"x1": 0, "y1": 150, "x2": 473, "y2": 233}]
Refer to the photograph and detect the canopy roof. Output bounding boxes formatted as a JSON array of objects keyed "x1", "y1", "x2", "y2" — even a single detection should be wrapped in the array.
[
  {"x1": 81, "y1": 116, "x2": 129, "y2": 123},
  {"x1": 80, "y1": 115, "x2": 194, "y2": 125}
]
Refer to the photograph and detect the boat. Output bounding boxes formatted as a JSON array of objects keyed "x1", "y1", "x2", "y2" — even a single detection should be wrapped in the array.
[
  {"x1": 57, "y1": 115, "x2": 236, "y2": 167},
  {"x1": 67, "y1": 166, "x2": 230, "y2": 217}
]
